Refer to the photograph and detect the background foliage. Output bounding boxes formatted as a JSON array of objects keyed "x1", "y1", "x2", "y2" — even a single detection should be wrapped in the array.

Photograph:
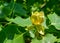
[{"x1": 0, "y1": 0, "x2": 60, "y2": 43}]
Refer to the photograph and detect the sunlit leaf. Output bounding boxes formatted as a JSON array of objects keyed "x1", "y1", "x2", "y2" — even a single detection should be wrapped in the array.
[
  {"x1": 29, "y1": 30, "x2": 35, "y2": 38},
  {"x1": 4, "y1": 39, "x2": 13, "y2": 43},
  {"x1": 31, "y1": 38, "x2": 41, "y2": 43},
  {"x1": 48, "y1": 13, "x2": 60, "y2": 30},
  {"x1": 42, "y1": 34, "x2": 57, "y2": 43},
  {"x1": 13, "y1": 33, "x2": 25, "y2": 43},
  {"x1": 10, "y1": 16, "x2": 32, "y2": 27},
  {"x1": 42, "y1": 17, "x2": 48, "y2": 29},
  {"x1": 31, "y1": 34, "x2": 57, "y2": 43},
  {"x1": 57, "y1": 38, "x2": 60, "y2": 43}
]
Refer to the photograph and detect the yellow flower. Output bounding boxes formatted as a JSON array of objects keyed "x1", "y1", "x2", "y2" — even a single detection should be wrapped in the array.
[{"x1": 31, "y1": 11, "x2": 44, "y2": 25}]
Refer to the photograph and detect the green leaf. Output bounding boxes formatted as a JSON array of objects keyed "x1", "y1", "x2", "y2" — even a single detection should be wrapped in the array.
[
  {"x1": 4, "y1": 24, "x2": 18, "y2": 39},
  {"x1": 29, "y1": 30, "x2": 35, "y2": 38},
  {"x1": 31, "y1": 34, "x2": 57, "y2": 43},
  {"x1": 31, "y1": 38, "x2": 41, "y2": 43},
  {"x1": 4, "y1": 33, "x2": 25, "y2": 43},
  {"x1": 0, "y1": 5, "x2": 5, "y2": 18},
  {"x1": 0, "y1": 2, "x2": 14, "y2": 18},
  {"x1": 2, "y1": 7, "x2": 11, "y2": 15},
  {"x1": 10, "y1": 16, "x2": 32, "y2": 27},
  {"x1": 57, "y1": 38, "x2": 60, "y2": 43},
  {"x1": 43, "y1": 34, "x2": 57, "y2": 43},
  {"x1": 14, "y1": 3, "x2": 27, "y2": 17},
  {"x1": 13, "y1": 33, "x2": 25, "y2": 43},
  {"x1": 4, "y1": 39, "x2": 13, "y2": 43},
  {"x1": 0, "y1": 6, "x2": 11, "y2": 18},
  {"x1": 42, "y1": 16, "x2": 48, "y2": 29},
  {"x1": 0, "y1": 25, "x2": 2, "y2": 31},
  {"x1": 48, "y1": 13, "x2": 60, "y2": 30}
]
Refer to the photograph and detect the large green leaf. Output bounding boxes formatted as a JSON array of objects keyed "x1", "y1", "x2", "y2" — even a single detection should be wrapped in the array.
[
  {"x1": 14, "y1": 3, "x2": 27, "y2": 17},
  {"x1": 4, "y1": 33, "x2": 25, "y2": 43},
  {"x1": 31, "y1": 34, "x2": 57, "y2": 43},
  {"x1": 48, "y1": 13, "x2": 60, "y2": 30},
  {"x1": 42, "y1": 34, "x2": 57, "y2": 43},
  {"x1": 13, "y1": 34, "x2": 25, "y2": 43},
  {"x1": 10, "y1": 16, "x2": 32, "y2": 27},
  {"x1": 4, "y1": 24, "x2": 18, "y2": 39}
]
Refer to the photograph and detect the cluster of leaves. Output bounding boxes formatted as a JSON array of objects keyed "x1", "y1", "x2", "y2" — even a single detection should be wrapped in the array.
[{"x1": 0, "y1": 0, "x2": 60, "y2": 43}]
